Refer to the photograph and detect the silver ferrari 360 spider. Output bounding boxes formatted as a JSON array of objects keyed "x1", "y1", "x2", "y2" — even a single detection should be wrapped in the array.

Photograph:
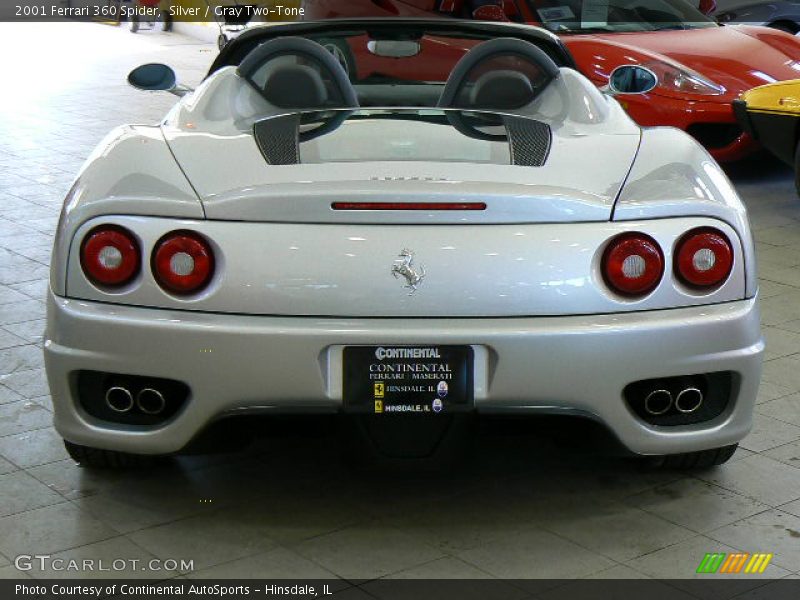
[{"x1": 45, "y1": 19, "x2": 763, "y2": 468}]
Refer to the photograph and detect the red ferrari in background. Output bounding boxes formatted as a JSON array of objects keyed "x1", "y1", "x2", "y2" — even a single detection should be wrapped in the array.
[{"x1": 302, "y1": 0, "x2": 800, "y2": 161}]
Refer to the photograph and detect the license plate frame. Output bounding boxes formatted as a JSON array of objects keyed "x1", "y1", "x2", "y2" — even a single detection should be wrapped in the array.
[{"x1": 343, "y1": 345, "x2": 474, "y2": 415}]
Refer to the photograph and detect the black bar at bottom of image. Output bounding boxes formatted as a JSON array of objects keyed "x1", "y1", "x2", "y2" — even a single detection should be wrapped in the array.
[{"x1": 4, "y1": 579, "x2": 800, "y2": 600}]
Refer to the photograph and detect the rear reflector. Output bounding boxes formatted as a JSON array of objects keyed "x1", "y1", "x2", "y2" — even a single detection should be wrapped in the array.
[
  {"x1": 331, "y1": 202, "x2": 487, "y2": 211},
  {"x1": 675, "y1": 228, "x2": 734, "y2": 289},
  {"x1": 602, "y1": 232, "x2": 664, "y2": 297},
  {"x1": 152, "y1": 231, "x2": 215, "y2": 295},
  {"x1": 80, "y1": 225, "x2": 140, "y2": 287}
]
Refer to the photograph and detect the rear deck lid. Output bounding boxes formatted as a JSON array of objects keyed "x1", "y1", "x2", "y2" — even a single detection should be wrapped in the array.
[{"x1": 166, "y1": 108, "x2": 641, "y2": 224}]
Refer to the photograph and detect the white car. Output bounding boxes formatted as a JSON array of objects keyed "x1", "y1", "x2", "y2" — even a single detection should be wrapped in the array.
[{"x1": 45, "y1": 19, "x2": 763, "y2": 468}]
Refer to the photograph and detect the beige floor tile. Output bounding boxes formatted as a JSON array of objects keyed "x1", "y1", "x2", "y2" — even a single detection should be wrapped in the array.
[
  {"x1": 739, "y1": 413, "x2": 800, "y2": 452},
  {"x1": 0, "y1": 454, "x2": 17, "y2": 475},
  {"x1": 707, "y1": 509, "x2": 800, "y2": 572},
  {"x1": 0, "y1": 426, "x2": 68, "y2": 468},
  {"x1": 626, "y1": 478, "x2": 770, "y2": 533},
  {"x1": 541, "y1": 502, "x2": 695, "y2": 562},
  {"x1": 756, "y1": 393, "x2": 800, "y2": 427},
  {"x1": 368, "y1": 563, "x2": 529, "y2": 599},
  {"x1": 374, "y1": 488, "x2": 543, "y2": 553},
  {"x1": 26, "y1": 458, "x2": 144, "y2": 500},
  {"x1": 756, "y1": 380, "x2": 794, "y2": 405},
  {"x1": 0, "y1": 300, "x2": 45, "y2": 327},
  {"x1": 759, "y1": 293, "x2": 800, "y2": 326},
  {"x1": 697, "y1": 454, "x2": 800, "y2": 507},
  {"x1": 3, "y1": 319, "x2": 45, "y2": 345},
  {"x1": 762, "y1": 356, "x2": 800, "y2": 392},
  {"x1": 0, "y1": 470, "x2": 66, "y2": 517},
  {"x1": 295, "y1": 523, "x2": 445, "y2": 580},
  {"x1": 763, "y1": 440, "x2": 800, "y2": 469},
  {"x1": 231, "y1": 489, "x2": 363, "y2": 546},
  {"x1": 583, "y1": 564, "x2": 651, "y2": 579},
  {"x1": 129, "y1": 511, "x2": 279, "y2": 572},
  {"x1": 0, "y1": 399, "x2": 51, "y2": 437},
  {"x1": 384, "y1": 556, "x2": 499, "y2": 580},
  {"x1": 0, "y1": 329, "x2": 25, "y2": 350},
  {"x1": 74, "y1": 480, "x2": 215, "y2": 534},
  {"x1": 763, "y1": 327, "x2": 800, "y2": 361},
  {"x1": 730, "y1": 446, "x2": 756, "y2": 462},
  {"x1": 0, "y1": 367, "x2": 48, "y2": 399},
  {"x1": 189, "y1": 547, "x2": 338, "y2": 580},
  {"x1": 0, "y1": 383, "x2": 23, "y2": 405},
  {"x1": 455, "y1": 527, "x2": 614, "y2": 579},
  {"x1": 0, "y1": 502, "x2": 117, "y2": 557},
  {"x1": 0, "y1": 565, "x2": 31, "y2": 579}
]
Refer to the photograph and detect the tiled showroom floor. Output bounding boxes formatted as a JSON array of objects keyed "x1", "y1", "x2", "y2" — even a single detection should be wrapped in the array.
[{"x1": 1, "y1": 21, "x2": 800, "y2": 592}]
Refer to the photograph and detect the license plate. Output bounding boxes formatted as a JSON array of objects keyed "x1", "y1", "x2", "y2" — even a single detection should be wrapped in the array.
[{"x1": 343, "y1": 346, "x2": 473, "y2": 414}]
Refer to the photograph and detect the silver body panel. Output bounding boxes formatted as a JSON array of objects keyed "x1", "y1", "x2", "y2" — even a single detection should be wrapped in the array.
[
  {"x1": 64, "y1": 215, "x2": 747, "y2": 317},
  {"x1": 45, "y1": 54, "x2": 763, "y2": 456}
]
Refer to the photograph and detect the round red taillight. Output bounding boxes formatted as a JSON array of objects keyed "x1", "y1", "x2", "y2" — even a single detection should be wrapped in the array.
[
  {"x1": 152, "y1": 231, "x2": 215, "y2": 295},
  {"x1": 80, "y1": 225, "x2": 140, "y2": 287},
  {"x1": 675, "y1": 228, "x2": 733, "y2": 289},
  {"x1": 602, "y1": 233, "x2": 664, "y2": 296}
]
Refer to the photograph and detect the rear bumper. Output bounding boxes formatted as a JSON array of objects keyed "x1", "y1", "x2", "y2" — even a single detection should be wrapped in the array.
[{"x1": 45, "y1": 292, "x2": 763, "y2": 456}]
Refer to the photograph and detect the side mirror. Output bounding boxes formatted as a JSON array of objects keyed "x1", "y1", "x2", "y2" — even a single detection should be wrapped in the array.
[
  {"x1": 367, "y1": 40, "x2": 422, "y2": 58},
  {"x1": 127, "y1": 63, "x2": 193, "y2": 97},
  {"x1": 608, "y1": 65, "x2": 658, "y2": 95},
  {"x1": 472, "y1": 4, "x2": 509, "y2": 22}
]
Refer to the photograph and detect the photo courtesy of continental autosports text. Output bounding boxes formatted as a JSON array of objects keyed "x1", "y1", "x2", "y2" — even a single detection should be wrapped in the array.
[
  {"x1": 2, "y1": 0, "x2": 800, "y2": 598},
  {"x1": 13, "y1": 583, "x2": 333, "y2": 597}
]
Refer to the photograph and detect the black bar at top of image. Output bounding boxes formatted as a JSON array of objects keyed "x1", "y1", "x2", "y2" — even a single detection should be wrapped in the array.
[
  {"x1": 0, "y1": 1, "x2": 305, "y2": 23},
  {"x1": 3, "y1": 579, "x2": 800, "y2": 600}
]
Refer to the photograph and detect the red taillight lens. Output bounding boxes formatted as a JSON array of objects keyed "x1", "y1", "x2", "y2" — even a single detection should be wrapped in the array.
[
  {"x1": 602, "y1": 233, "x2": 664, "y2": 296},
  {"x1": 80, "y1": 226, "x2": 140, "y2": 287},
  {"x1": 152, "y1": 231, "x2": 215, "y2": 295},
  {"x1": 675, "y1": 228, "x2": 733, "y2": 289}
]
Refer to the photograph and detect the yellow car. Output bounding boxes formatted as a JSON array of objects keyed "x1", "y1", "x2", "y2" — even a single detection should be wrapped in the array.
[{"x1": 735, "y1": 80, "x2": 800, "y2": 192}]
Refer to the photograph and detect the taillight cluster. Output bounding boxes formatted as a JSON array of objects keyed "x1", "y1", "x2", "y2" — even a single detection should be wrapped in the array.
[
  {"x1": 80, "y1": 226, "x2": 214, "y2": 295},
  {"x1": 602, "y1": 228, "x2": 734, "y2": 298}
]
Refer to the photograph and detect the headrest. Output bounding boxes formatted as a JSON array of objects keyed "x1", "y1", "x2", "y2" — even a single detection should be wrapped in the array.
[
  {"x1": 470, "y1": 70, "x2": 535, "y2": 110},
  {"x1": 263, "y1": 65, "x2": 328, "y2": 109}
]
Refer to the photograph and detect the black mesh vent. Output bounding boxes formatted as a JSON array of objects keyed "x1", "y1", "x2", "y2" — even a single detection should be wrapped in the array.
[
  {"x1": 253, "y1": 114, "x2": 301, "y2": 165},
  {"x1": 505, "y1": 117, "x2": 551, "y2": 167}
]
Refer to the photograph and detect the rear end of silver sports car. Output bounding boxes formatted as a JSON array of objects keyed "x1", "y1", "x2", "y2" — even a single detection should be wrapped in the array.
[{"x1": 44, "y1": 21, "x2": 763, "y2": 468}]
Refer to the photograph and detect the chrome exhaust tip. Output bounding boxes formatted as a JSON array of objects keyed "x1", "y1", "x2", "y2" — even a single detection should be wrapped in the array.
[
  {"x1": 106, "y1": 386, "x2": 134, "y2": 413},
  {"x1": 675, "y1": 387, "x2": 704, "y2": 414},
  {"x1": 136, "y1": 388, "x2": 166, "y2": 415},
  {"x1": 644, "y1": 389, "x2": 673, "y2": 416}
]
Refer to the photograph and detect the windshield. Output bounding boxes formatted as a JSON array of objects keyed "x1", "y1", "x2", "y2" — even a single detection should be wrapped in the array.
[{"x1": 524, "y1": 0, "x2": 717, "y2": 33}]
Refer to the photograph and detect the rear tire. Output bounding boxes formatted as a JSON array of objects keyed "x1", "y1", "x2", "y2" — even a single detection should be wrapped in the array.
[
  {"x1": 64, "y1": 440, "x2": 157, "y2": 468},
  {"x1": 644, "y1": 444, "x2": 738, "y2": 470}
]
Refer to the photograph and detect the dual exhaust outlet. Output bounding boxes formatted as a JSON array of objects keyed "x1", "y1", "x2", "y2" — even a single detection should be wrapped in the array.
[
  {"x1": 644, "y1": 386, "x2": 704, "y2": 416},
  {"x1": 105, "y1": 386, "x2": 166, "y2": 415}
]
